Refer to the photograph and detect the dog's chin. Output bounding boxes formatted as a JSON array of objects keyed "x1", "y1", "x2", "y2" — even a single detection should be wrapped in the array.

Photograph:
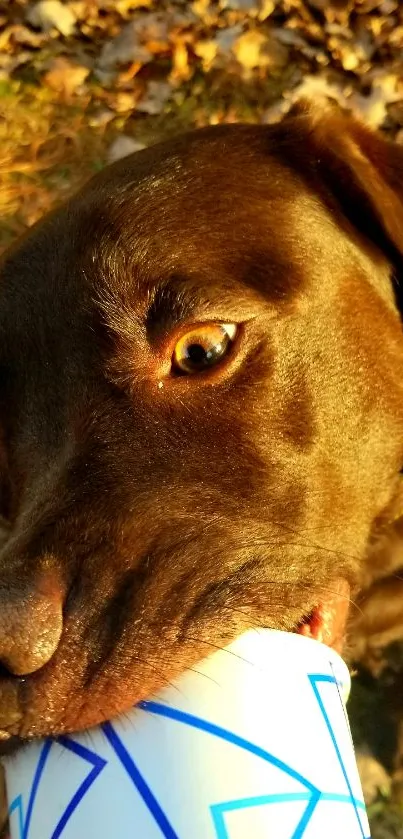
[{"x1": 297, "y1": 578, "x2": 351, "y2": 654}]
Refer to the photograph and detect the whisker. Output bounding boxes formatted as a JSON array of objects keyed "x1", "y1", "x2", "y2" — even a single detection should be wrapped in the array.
[
  {"x1": 183, "y1": 666, "x2": 221, "y2": 687},
  {"x1": 178, "y1": 634, "x2": 256, "y2": 666}
]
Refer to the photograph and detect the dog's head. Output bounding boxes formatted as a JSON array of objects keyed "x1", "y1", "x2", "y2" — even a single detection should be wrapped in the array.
[{"x1": 0, "y1": 103, "x2": 403, "y2": 748}]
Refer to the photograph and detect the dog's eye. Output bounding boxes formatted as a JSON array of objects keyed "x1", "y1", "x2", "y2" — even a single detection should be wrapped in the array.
[{"x1": 172, "y1": 323, "x2": 237, "y2": 375}]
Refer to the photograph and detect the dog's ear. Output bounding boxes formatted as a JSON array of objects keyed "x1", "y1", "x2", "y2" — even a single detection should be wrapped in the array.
[{"x1": 284, "y1": 99, "x2": 403, "y2": 298}]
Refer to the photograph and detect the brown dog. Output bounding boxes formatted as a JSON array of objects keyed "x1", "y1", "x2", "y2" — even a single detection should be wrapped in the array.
[{"x1": 0, "y1": 101, "x2": 402, "y2": 757}]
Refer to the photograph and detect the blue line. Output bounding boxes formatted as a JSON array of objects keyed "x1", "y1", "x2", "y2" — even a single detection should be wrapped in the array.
[
  {"x1": 102, "y1": 720, "x2": 180, "y2": 839},
  {"x1": 292, "y1": 792, "x2": 320, "y2": 839},
  {"x1": 139, "y1": 700, "x2": 318, "y2": 794},
  {"x1": 210, "y1": 808, "x2": 231, "y2": 839},
  {"x1": 309, "y1": 674, "x2": 366, "y2": 838},
  {"x1": 309, "y1": 674, "x2": 338, "y2": 685},
  {"x1": 23, "y1": 739, "x2": 52, "y2": 839},
  {"x1": 8, "y1": 795, "x2": 24, "y2": 839},
  {"x1": 308, "y1": 674, "x2": 345, "y2": 687},
  {"x1": 211, "y1": 790, "x2": 366, "y2": 814},
  {"x1": 49, "y1": 737, "x2": 107, "y2": 839},
  {"x1": 213, "y1": 792, "x2": 313, "y2": 812},
  {"x1": 321, "y1": 792, "x2": 366, "y2": 809},
  {"x1": 58, "y1": 735, "x2": 107, "y2": 765}
]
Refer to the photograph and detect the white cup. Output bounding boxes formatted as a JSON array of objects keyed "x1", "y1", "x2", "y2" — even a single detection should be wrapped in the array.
[{"x1": 4, "y1": 630, "x2": 370, "y2": 839}]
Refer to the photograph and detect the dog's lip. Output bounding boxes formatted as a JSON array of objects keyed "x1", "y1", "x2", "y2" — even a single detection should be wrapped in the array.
[
  {"x1": 297, "y1": 578, "x2": 351, "y2": 653},
  {"x1": 0, "y1": 580, "x2": 351, "y2": 758}
]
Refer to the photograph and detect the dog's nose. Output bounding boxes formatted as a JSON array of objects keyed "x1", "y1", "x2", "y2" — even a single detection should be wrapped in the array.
[{"x1": 0, "y1": 574, "x2": 63, "y2": 676}]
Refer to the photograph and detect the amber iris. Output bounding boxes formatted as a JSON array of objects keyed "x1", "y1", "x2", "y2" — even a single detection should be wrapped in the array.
[{"x1": 172, "y1": 323, "x2": 237, "y2": 375}]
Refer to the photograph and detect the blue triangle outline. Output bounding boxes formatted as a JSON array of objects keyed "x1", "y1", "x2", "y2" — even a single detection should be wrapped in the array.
[
  {"x1": 8, "y1": 793, "x2": 24, "y2": 839},
  {"x1": 209, "y1": 790, "x2": 369, "y2": 839},
  {"x1": 210, "y1": 791, "x2": 320, "y2": 839},
  {"x1": 9, "y1": 735, "x2": 107, "y2": 839},
  {"x1": 308, "y1": 673, "x2": 367, "y2": 839}
]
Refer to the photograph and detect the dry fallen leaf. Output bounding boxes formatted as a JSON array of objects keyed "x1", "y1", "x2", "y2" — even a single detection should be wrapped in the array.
[
  {"x1": 98, "y1": 21, "x2": 153, "y2": 70},
  {"x1": 273, "y1": 27, "x2": 308, "y2": 47},
  {"x1": 349, "y1": 71, "x2": 401, "y2": 127},
  {"x1": 193, "y1": 38, "x2": 218, "y2": 71},
  {"x1": 232, "y1": 29, "x2": 267, "y2": 70},
  {"x1": 26, "y1": 0, "x2": 76, "y2": 37},
  {"x1": 258, "y1": 0, "x2": 276, "y2": 20},
  {"x1": 88, "y1": 108, "x2": 115, "y2": 128},
  {"x1": 219, "y1": 0, "x2": 261, "y2": 10},
  {"x1": 136, "y1": 80, "x2": 173, "y2": 115},
  {"x1": 214, "y1": 24, "x2": 244, "y2": 54},
  {"x1": 10, "y1": 24, "x2": 47, "y2": 49},
  {"x1": 191, "y1": 0, "x2": 219, "y2": 25},
  {"x1": 115, "y1": 0, "x2": 153, "y2": 14},
  {"x1": 389, "y1": 24, "x2": 403, "y2": 49},
  {"x1": 232, "y1": 28, "x2": 289, "y2": 74},
  {"x1": 113, "y1": 90, "x2": 141, "y2": 113},
  {"x1": 107, "y1": 135, "x2": 146, "y2": 163},
  {"x1": 328, "y1": 35, "x2": 363, "y2": 72},
  {"x1": 170, "y1": 36, "x2": 192, "y2": 83},
  {"x1": 311, "y1": 0, "x2": 354, "y2": 24},
  {"x1": 98, "y1": 9, "x2": 194, "y2": 73},
  {"x1": 43, "y1": 57, "x2": 90, "y2": 96}
]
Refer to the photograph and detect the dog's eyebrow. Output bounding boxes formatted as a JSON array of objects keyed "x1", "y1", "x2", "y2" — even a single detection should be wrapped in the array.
[
  {"x1": 145, "y1": 274, "x2": 264, "y2": 340},
  {"x1": 145, "y1": 278, "x2": 197, "y2": 339}
]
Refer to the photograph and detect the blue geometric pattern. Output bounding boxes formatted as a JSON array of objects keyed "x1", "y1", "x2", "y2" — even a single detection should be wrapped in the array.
[
  {"x1": 8, "y1": 794, "x2": 24, "y2": 839},
  {"x1": 8, "y1": 670, "x2": 371, "y2": 838},
  {"x1": 8, "y1": 736, "x2": 106, "y2": 839},
  {"x1": 102, "y1": 721, "x2": 180, "y2": 839},
  {"x1": 308, "y1": 674, "x2": 364, "y2": 837},
  {"x1": 134, "y1": 687, "x2": 369, "y2": 839},
  {"x1": 210, "y1": 793, "x2": 367, "y2": 839}
]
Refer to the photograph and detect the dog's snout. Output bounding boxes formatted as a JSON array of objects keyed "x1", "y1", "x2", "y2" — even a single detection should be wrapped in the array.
[{"x1": 0, "y1": 574, "x2": 63, "y2": 676}]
